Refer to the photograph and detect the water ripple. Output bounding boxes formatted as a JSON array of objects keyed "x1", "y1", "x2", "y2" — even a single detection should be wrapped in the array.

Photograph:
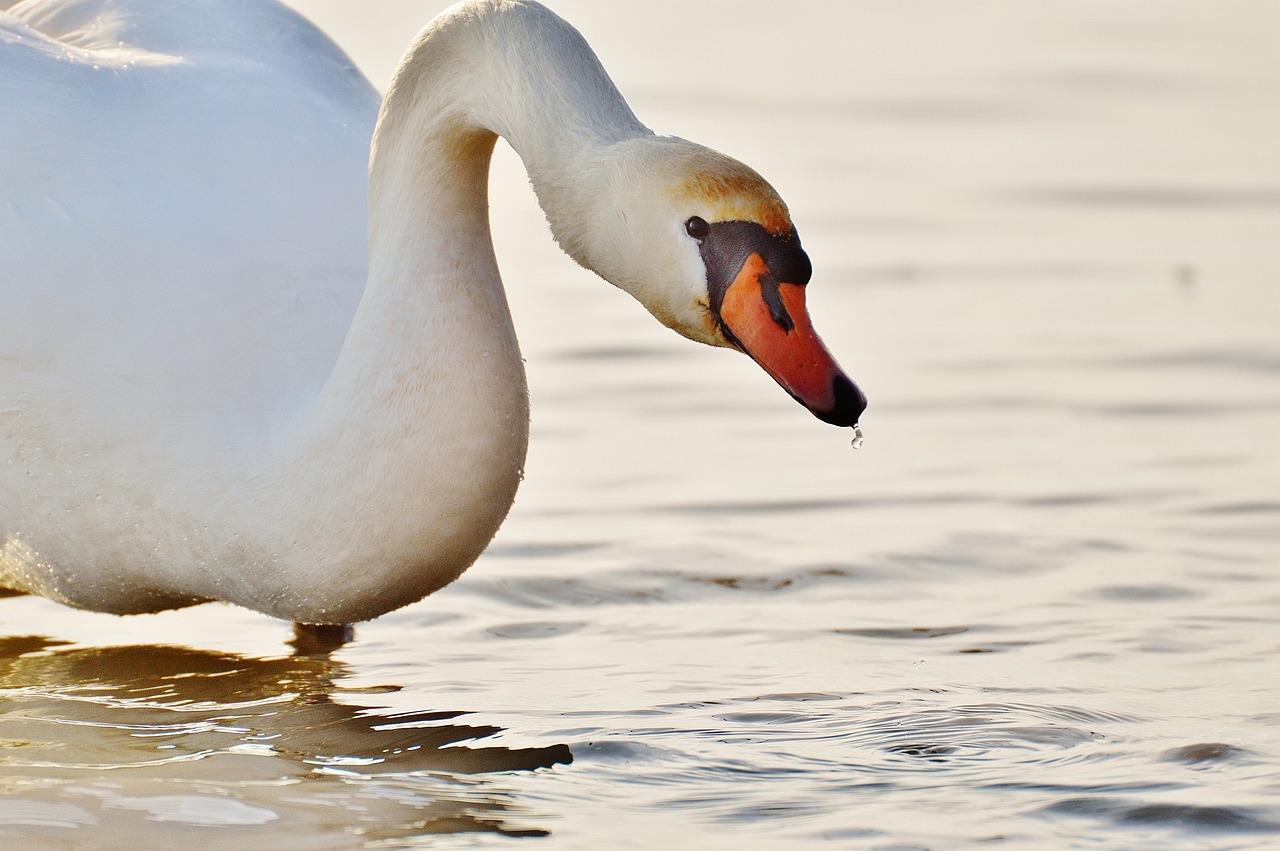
[
  {"x1": 1046, "y1": 797, "x2": 1280, "y2": 832},
  {"x1": 457, "y1": 565, "x2": 863, "y2": 609},
  {"x1": 0, "y1": 639, "x2": 572, "y2": 841}
]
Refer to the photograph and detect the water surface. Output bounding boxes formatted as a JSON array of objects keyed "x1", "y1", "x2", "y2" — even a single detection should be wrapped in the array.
[{"x1": 2, "y1": 1, "x2": 1279, "y2": 847}]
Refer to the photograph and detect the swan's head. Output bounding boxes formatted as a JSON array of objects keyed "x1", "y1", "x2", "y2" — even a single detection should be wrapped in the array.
[{"x1": 546, "y1": 136, "x2": 866, "y2": 428}]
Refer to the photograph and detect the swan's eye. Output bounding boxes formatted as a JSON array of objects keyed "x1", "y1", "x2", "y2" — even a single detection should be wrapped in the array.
[{"x1": 684, "y1": 216, "x2": 710, "y2": 241}]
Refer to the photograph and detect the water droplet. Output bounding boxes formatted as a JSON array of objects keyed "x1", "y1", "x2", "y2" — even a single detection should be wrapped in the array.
[{"x1": 850, "y1": 424, "x2": 865, "y2": 451}]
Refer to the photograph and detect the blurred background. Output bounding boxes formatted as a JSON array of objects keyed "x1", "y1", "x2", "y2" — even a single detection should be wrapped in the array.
[{"x1": 1, "y1": 2, "x2": 1278, "y2": 848}]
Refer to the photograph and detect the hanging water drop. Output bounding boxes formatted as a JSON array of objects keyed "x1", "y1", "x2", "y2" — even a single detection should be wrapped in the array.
[{"x1": 850, "y1": 424, "x2": 864, "y2": 451}]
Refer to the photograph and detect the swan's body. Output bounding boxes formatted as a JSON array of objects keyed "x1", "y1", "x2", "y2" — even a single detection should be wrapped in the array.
[{"x1": 0, "y1": 0, "x2": 864, "y2": 623}]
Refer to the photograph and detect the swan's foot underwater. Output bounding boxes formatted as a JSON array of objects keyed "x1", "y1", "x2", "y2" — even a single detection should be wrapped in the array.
[{"x1": 290, "y1": 622, "x2": 355, "y2": 656}]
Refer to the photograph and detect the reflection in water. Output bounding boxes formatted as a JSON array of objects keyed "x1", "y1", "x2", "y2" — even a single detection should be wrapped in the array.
[
  {"x1": 0, "y1": 635, "x2": 571, "y2": 845},
  {"x1": 0, "y1": 0, "x2": 1277, "y2": 846},
  {"x1": 290, "y1": 622, "x2": 357, "y2": 656}
]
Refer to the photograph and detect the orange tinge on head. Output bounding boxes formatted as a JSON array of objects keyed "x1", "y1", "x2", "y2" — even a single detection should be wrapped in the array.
[{"x1": 680, "y1": 164, "x2": 792, "y2": 235}]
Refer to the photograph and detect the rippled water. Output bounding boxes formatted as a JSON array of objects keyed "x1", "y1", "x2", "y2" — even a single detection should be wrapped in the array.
[{"x1": 3, "y1": 1, "x2": 1279, "y2": 848}]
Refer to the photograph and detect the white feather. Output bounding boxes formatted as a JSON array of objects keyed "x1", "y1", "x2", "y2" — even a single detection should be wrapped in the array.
[{"x1": 0, "y1": 0, "x2": 778, "y2": 622}]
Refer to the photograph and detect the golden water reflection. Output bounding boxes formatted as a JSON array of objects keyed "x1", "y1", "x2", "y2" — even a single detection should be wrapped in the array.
[{"x1": 0, "y1": 634, "x2": 571, "y2": 845}]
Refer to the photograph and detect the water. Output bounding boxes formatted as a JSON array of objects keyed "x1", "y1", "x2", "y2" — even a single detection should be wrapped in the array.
[{"x1": 2, "y1": 1, "x2": 1279, "y2": 848}]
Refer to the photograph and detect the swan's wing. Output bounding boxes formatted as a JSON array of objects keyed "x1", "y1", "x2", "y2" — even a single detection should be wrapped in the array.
[{"x1": 0, "y1": 0, "x2": 380, "y2": 434}]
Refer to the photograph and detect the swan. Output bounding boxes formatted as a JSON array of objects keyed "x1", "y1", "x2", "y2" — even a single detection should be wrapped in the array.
[{"x1": 0, "y1": 0, "x2": 866, "y2": 624}]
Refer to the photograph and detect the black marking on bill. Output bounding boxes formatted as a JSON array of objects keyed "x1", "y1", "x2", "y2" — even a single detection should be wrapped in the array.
[{"x1": 697, "y1": 220, "x2": 811, "y2": 334}]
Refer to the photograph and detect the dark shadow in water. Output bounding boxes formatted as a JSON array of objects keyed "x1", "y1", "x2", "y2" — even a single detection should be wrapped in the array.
[
  {"x1": 836, "y1": 625, "x2": 971, "y2": 640},
  {"x1": 1161, "y1": 743, "x2": 1247, "y2": 764},
  {"x1": 0, "y1": 634, "x2": 572, "y2": 843},
  {"x1": 551, "y1": 343, "x2": 684, "y2": 361},
  {"x1": 289, "y1": 622, "x2": 356, "y2": 656},
  {"x1": 1046, "y1": 797, "x2": 1280, "y2": 833}
]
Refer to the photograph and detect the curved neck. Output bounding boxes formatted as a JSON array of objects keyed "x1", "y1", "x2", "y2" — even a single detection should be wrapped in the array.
[
  {"x1": 229, "y1": 1, "x2": 649, "y2": 621},
  {"x1": 369, "y1": 0, "x2": 649, "y2": 256},
  {"x1": 342, "y1": 0, "x2": 649, "y2": 458}
]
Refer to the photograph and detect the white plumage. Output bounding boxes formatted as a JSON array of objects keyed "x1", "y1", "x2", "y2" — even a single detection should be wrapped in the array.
[{"x1": 0, "y1": 0, "x2": 858, "y2": 622}]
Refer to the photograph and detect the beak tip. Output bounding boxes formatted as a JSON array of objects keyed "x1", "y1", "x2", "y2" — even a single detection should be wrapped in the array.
[{"x1": 813, "y1": 374, "x2": 867, "y2": 428}]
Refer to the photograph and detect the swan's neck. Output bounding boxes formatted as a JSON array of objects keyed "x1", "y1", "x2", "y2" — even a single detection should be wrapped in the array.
[
  {"x1": 368, "y1": 0, "x2": 649, "y2": 263},
  {"x1": 239, "y1": 1, "x2": 648, "y2": 622}
]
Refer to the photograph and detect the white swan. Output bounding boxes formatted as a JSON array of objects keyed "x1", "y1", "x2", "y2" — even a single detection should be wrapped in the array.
[{"x1": 0, "y1": 0, "x2": 865, "y2": 623}]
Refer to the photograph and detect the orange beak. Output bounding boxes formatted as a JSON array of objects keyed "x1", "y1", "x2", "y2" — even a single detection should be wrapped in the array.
[{"x1": 715, "y1": 251, "x2": 865, "y2": 427}]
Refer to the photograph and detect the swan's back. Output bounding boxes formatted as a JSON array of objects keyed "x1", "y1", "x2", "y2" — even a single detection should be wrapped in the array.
[{"x1": 0, "y1": 0, "x2": 380, "y2": 438}]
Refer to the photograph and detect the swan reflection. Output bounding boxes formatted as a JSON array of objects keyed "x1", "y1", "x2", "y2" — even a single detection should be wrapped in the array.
[{"x1": 0, "y1": 635, "x2": 571, "y2": 842}]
